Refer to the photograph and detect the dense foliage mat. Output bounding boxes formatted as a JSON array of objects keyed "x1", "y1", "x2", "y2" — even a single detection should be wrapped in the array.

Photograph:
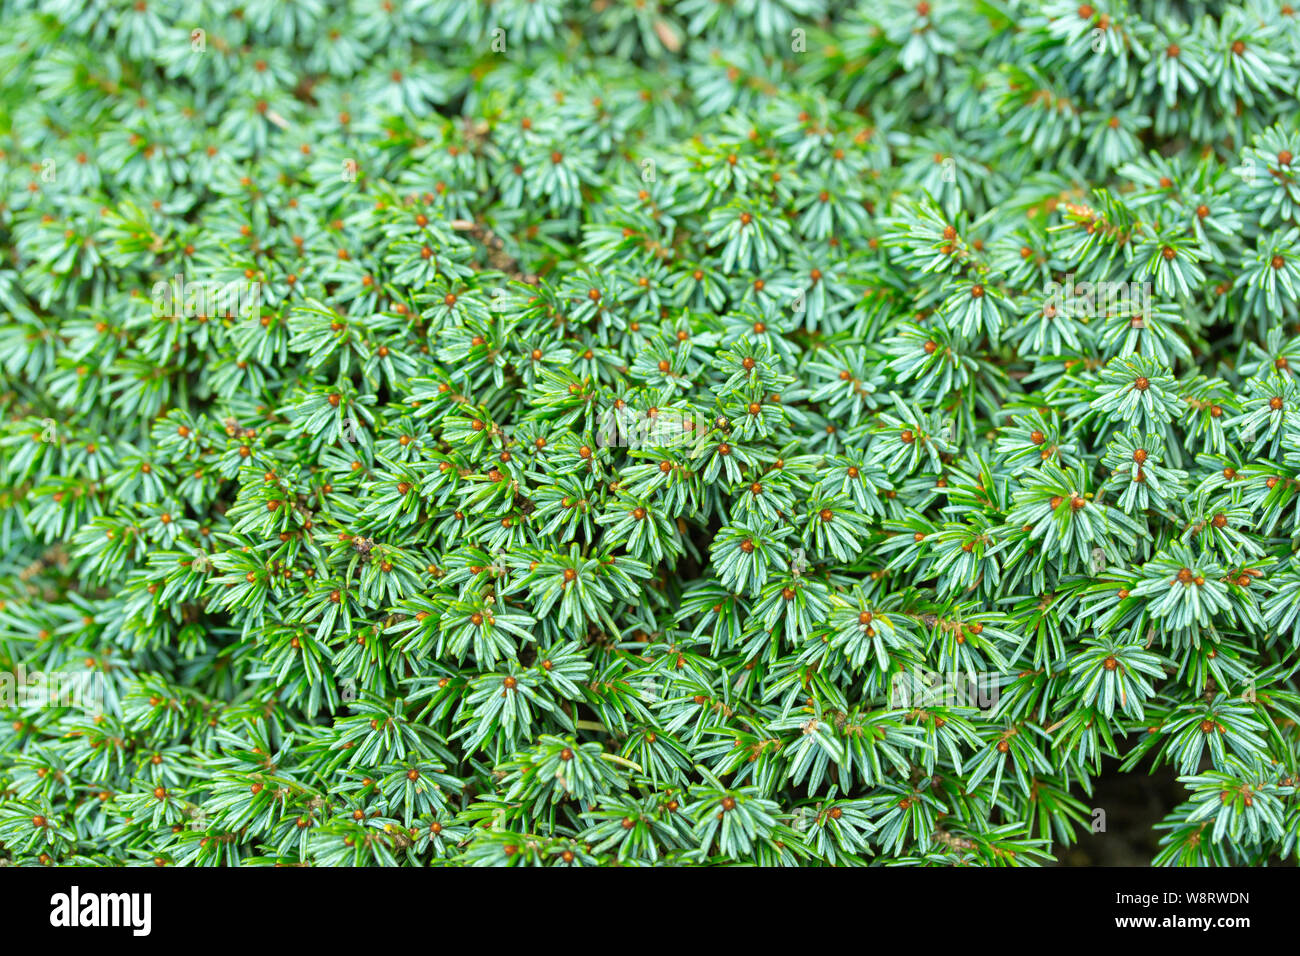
[{"x1": 3, "y1": 1, "x2": 1300, "y2": 867}]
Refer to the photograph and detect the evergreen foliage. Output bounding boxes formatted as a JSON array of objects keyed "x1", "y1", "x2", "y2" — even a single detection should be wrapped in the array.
[{"x1": 2, "y1": 0, "x2": 1300, "y2": 867}]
